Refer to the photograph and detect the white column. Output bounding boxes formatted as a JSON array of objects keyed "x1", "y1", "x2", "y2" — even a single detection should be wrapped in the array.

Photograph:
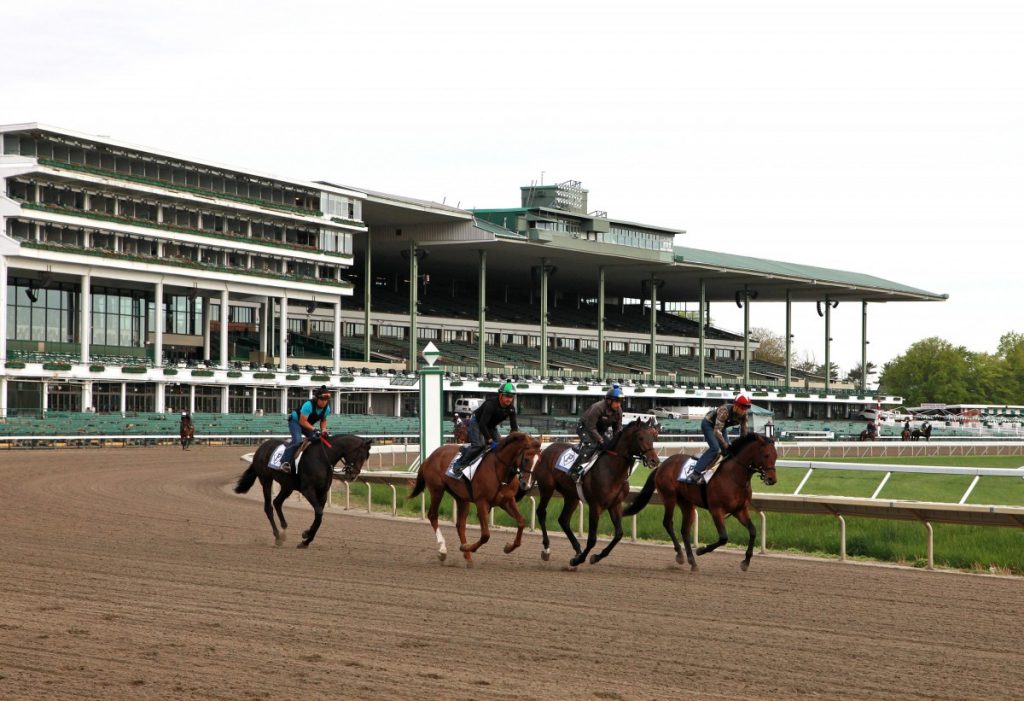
[
  {"x1": 120, "y1": 382, "x2": 127, "y2": 415},
  {"x1": 220, "y1": 289, "x2": 230, "y2": 368},
  {"x1": 333, "y1": 299, "x2": 342, "y2": 374},
  {"x1": 82, "y1": 381, "x2": 93, "y2": 413},
  {"x1": 189, "y1": 384, "x2": 196, "y2": 415},
  {"x1": 155, "y1": 382, "x2": 166, "y2": 413},
  {"x1": 279, "y1": 387, "x2": 288, "y2": 415},
  {"x1": 80, "y1": 273, "x2": 91, "y2": 364},
  {"x1": 154, "y1": 280, "x2": 164, "y2": 367},
  {"x1": 221, "y1": 385, "x2": 229, "y2": 414},
  {"x1": 42, "y1": 381, "x2": 49, "y2": 414},
  {"x1": 334, "y1": 389, "x2": 341, "y2": 411},
  {"x1": 202, "y1": 296, "x2": 211, "y2": 361},
  {"x1": 257, "y1": 300, "x2": 267, "y2": 359},
  {"x1": 0, "y1": 379, "x2": 6, "y2": 418},
  {"x1": 251, "y1": 387, "x2": 258, "y2": 414},
  {"x1": 278, "y1": 294, "x2": 289, "y2": 371},
  {"x1": 0, "y1": 256, "x2": 7, "y2": 366}
]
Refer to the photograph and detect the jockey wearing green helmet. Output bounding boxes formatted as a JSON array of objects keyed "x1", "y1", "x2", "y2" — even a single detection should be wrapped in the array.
[{"x1": 451, "y1": 381, "x2": 520, "y2": 478}]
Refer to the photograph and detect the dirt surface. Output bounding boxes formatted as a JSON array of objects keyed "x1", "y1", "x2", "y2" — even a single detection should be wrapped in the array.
[{"x1": 1, "y1": 446, "x2": 1021, "y2": 700}]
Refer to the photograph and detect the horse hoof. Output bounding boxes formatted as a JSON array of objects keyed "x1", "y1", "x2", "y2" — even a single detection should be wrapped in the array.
[
  {"x1": 541, "y1": 549, "x2": 551, "y2": 561},
  {"x1": 465, "y1": 560, "x2": 474, "y2": 569},
  {"x1": 438, "y1": 551, "x2": 447, "y2": 562},
  {"x1": 589, "y1": 554, "x2": 600, "y2": 565},
  {"x1": 503, "y1": 544, "x2": 514, "y2": 554},
  {"x1": 740, "y1": 561, "x2": 750, "y2": 572},
  {"x1": 275, "y1": 534, "x2": 285, "y2": 546},
  {"x1": 297, "y1": 542, "x2": 309, "y2": 549},
  {"x1": 675, "y1": 553, "x2": 686, "y2": 565},
  {"x1": 562, "y1": 564, "x2": 578, "y2": 572},
  {"x1": 301, "y1": 530, "x2": 310, "y2": 540},
  {"x1": 690, "y1": 563, "x2": 698, "y2": 572}
]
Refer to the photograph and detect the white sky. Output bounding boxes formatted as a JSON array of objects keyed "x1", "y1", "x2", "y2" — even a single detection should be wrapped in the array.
[{"x1": 3, "y1": 0, "x2": 1022, "y2": 378}]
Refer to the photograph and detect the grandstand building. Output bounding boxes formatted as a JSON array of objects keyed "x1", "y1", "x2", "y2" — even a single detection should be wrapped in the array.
[{"x1": 1, "y1": 123, "x2": 947, "y2": 434}]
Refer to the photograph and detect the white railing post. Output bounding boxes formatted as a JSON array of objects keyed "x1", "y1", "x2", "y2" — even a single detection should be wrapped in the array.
[
  {"x1": 389, "y1": 484, "x2": 397, "y2": 516},
  {"x1": 837, "y1": 515, "x2": 846, "y2": 561},
  {"x1": 759, "y1": 510, "x2": 767, "y2": 554},
  {"x1": 366, "y1": 482, "x2": 372, "y2": 513},
  {"x1": 529, "y1": 496, "x2": 536, "y2": 531},
  {"x1": 925, "y1": 521, "x2": 934, "y2": 569}
]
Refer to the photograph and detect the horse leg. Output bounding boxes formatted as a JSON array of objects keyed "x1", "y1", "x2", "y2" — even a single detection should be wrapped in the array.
[
  {"x1": 695, "y1": 509, "x2": 729, "y2": 556},
  {"x1": 426, "y1": 487, "x2": 447, "y2": 562},
  {"x1": 454, "y1": 498, "x2": 474, "y2": 567},
  {"x1": 735, "y1": 506, "x2": 757, "y2": 571},
  {"x1": 460, "y1": 499, "x2": 491, "y2": 554},
  {"x1": 272, "y1": 482, "x2": 292, "y2": 534},
  {"x1": 661, "y1": 494, "x2": 685, "y2": 565},
  {"x1": 681, "y1": 504, "x2": 698, "y2": 570},
  {"x1": 260, "y1": 477, "x2": 285, "y2": 545},
  {"x1": 569, "y1": 504, "x2": 602, "y2": 568},
  {"x1": 297, "y1": 486, "x2": 325, "y2": 549},
  {"x1": 536, "y1": 489, "x2": 553, "y2": 561},
  {"x1": 556, "y1": 496, "x2": 582, "y2": 557},
  {"x1": 499, "y1": 496, "x2": 527, "y2": 554},
  {"x1": 589, "y1": 504, "x2": 623, "y2": 565}
]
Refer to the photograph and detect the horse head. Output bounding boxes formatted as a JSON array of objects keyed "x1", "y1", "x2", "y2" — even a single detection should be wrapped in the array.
[
  {"x1": 726, "y1": 433, "x2": 778, "y2": 485},
  {"x1": 614, "y1": 418, "x2": 661, "y2": 469},
  {"x1": 494, "y1": 432, "x2": 542, "y2": 491},
  {"x1": 331, "y1": 435, "x2": 373, "y2": 482}
]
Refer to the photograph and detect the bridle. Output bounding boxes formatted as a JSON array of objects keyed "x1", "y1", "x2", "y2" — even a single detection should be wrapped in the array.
[{"x1": 494, "y1": 438, "x2": 538, "y2": 490}]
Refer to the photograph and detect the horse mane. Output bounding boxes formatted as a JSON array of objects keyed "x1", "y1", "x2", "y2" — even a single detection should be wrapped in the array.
[
  {"x1": 724, "y1": 432, "x2": 765, "y2": 457},
  {"x1": 497, "y1": 431, "x2": 527, "y2": 449}
]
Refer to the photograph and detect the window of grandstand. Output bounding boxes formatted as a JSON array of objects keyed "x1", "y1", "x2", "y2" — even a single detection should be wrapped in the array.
[
  {"x1": 318, "y1": 229, "x2": 353, "y2": 255},
  {"x1": 345, "y1": 322, "x2": 365, "y2": 336},
  {"x1": 322, "y1": 192, "x2": 361, "y2": 222},
  {"x1": 418, "y1": 328, "x2": 440, "y2": 340},
  {"x1": 379, "y1": 325, "x2": 405, "y2": 339}
]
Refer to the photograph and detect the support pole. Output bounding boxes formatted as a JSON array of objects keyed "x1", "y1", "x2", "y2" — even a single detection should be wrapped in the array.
[
  {"x1": 698, "y1": 280, "x2": 706, "y2": 384},
  {"x1": 154, "y1": 280, "x2": 164, "y2": 367},
  {"x1": 478, "y1": 249, "x2": 487, "y2": 376},
  {"x1": 364, "y1": 232, "x2": 372, "y2": 363},
  {"x1": 540, "y1": 258, "x2": 548, "y2": 376},
  {"x1": 824, "y1": 296, "x2": 832, "y2": 393},
  {"x1": 408, "y1": 241, "x2": 418, "y2": 373},
  {"x1": 278, "y1": 295, "x2": 288, "y2": 372},
  {"x1": 80, "y1": 273, "x2": 91, "y2": 365},
  {"x1": 785, "y1": 291, "x2": 792, "y2": 390},
  {"x1": 597, "y1": 266, "x2": 606, "y2": 381},
  {"x1": 742, "y1": 286, "x2": 751, "y2": 387},
  {"x1": 649, "y1": 274, "x2": 657, "y2": 381},
  {"x1": 861, "y1": 300, "x2": 869, "y2": 393},
  {"x1": 333, "y1": 299, "x2": 342, "y2": 374},
  {"x1": 220, "y1": 289, "x2": 230, "y2": 369}
]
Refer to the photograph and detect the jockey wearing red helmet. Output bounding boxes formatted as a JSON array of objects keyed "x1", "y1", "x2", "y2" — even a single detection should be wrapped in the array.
[{"x1": 688, "y1": 393, "x2": 752, "y2": 482}]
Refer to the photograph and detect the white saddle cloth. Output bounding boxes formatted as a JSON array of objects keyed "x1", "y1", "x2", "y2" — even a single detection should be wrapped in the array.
[
  {"x1": 268, "y1": 443, "x2": 303, "y2": 471},
  {"x1": 677, "y1": 455, "x2": 721, "y2": 483},
  {"x1": 446, "y1": 451, "x2": 484, "y2": 481}
]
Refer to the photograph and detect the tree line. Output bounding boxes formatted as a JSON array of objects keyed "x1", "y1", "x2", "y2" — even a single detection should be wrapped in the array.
[{"x1": 750, "y1": 328, "x2": 1024, "y2": 406}]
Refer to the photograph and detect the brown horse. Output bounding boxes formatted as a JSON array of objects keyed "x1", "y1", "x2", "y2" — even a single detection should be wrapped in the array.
[
  {"x1": 624, "y1": 433, "x2": 777, "y2": 572},
  {"x1": 409, "y1": 432, "x2": 541, "y2": 567},
  {"x1": 533, "y1": 418, "x2": 660, "y2": 569},
  {"x1": 901, "y1": 428, "x2": 911, "y2": 441},
  {"x1": 180, "y1": 419, "x2": 194, "y2": 450},
  {"x1": 234, "y1": 434, "x2": 373, "y2": 548},
  {"x1": 453, "y1": 417, "x2": 469, "y2": 444}
]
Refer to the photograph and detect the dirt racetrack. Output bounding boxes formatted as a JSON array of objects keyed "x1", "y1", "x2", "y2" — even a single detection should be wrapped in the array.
[{"x1": 1, "y1": 446, "x2": 1022, "y2": 700}]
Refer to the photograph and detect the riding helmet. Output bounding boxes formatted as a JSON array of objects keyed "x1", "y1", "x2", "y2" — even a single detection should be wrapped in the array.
[
  {"x1": 498, "y1": 381, "x2": 516, "y2": 396},
  {"x1": 735, "y1": 394, "x2": 752, "y2": 408}
]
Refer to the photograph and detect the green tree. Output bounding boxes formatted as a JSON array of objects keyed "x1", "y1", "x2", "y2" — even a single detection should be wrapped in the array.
[
  {"x1": 878, "y1": 337, "x2": 971, "y2": 406},
  {"x1": 965, "y1": 352, "x2": 1009, "y2": 403},
  {"x1": 844, "y1": 361, "x2": 877, "y2": 387},
  {"x1": 996, "y1": 332, "x2": 1024, "y2": 399}
]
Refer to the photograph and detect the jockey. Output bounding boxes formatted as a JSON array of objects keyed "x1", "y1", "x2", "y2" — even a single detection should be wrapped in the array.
[
  {"x1": 688, "y1": 393, "x2": 751, "y2": 482},
  {"x1": 280, "y1": 385, "x2": 332, "y2": 472},
  {"x1": 452, "y1": 381, "x2": 519, "y2": 478},
  {"x1": 569, "y1": 384, "x2": 624, "y2": 482}
]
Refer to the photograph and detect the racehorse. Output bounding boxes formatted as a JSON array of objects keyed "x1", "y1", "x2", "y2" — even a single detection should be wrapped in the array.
[
  {"x1": 901, "y1": 428, "x2": 911, "y2": 441},
  {"x1": 533, "y1": 418, "x2": 660, "y2": 569},
  {"x1": 453, "y1": 416, "x2": 469, "y2": 444},
  {"x1": 234, "y1": 433, "x2": 373, "y2": 548},
  {"x1": 624, "y1": 432, "x2": 777, "y2": 572},
  {"x1": 180, "y1": 420, "x2": 194, "y2": 450},
  {"x1": 859, "y1": 429, "x2": 878, "y2": 441},
  {"x1": 911, "y1": 425, "x2": 932, "y2": 441},
  {"x1": 409, "y1": 432, "x2": 541, "y2": 567}
]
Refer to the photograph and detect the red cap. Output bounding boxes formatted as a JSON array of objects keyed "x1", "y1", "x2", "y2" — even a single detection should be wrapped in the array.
[{"x1": 735, "y1": 394, "x2": 752, "y2": 407}]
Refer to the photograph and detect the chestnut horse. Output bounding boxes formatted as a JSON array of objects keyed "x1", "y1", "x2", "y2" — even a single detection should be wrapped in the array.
[
  {"x1": 624, "y1": 433, "x2": 777, "y2": 571},
  {"x1": 453, "y1": 417, "x2": 469, "y2": 444},
  {"x1": 409, "y1": 432, "x2": 541, "y2": 567},
  {"x1": 533, "y1": 418, "x2": 660, "y2": 569},
  {"x1": 234, "y1": 433, "x2": 373, "y2": 548}
]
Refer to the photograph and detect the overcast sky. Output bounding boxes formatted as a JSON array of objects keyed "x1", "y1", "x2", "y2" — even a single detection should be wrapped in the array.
[{"x1": 3, "y1": 0, "x2": 1021, "y2": 378}]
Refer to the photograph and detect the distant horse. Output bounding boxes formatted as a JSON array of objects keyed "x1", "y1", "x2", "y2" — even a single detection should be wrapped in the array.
[
  {"x1": 533, "y1": 418, "x2": 660, "y2": 569},
  {"x1": 409, "y1": 432, "x2": 542, "y2": 567},
  {"x1": 624, "y1": 433, "x2": 777, "y2": 572},
  {"x1": 453, "y1": 417, "x2": 469, "y2": 444},
  {"x1": 859, "y1": 429, "x2": 878, "y2": 441},
  {"x1": 180, "y1": 420, "x2": 194, "y2": 450},
  {"x1": 234, "y1": 433, "x2": 373, "y2": 548},
  {"x1": 901, "y1": 428, "x2": 911, "y2": 441},
  {"x1": 911, "y1": 425, "x2": 932, "y2": 441}
]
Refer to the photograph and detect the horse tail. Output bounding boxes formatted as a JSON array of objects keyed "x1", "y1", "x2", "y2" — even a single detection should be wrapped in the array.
[
  {"x1": 234, "y1": 465, "x2": 258, "y2": 494},
  {"x1": 408, "y1": 471, "x2": 426, "y2": 499},
  {"x1": 623, "y1": 469, "x2": 657, "y2": 516}
]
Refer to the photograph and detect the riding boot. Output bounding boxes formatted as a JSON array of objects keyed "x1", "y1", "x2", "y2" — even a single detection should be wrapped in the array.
[{"x1": 569, "y1": 464, "x2": 584, "y2": 482}]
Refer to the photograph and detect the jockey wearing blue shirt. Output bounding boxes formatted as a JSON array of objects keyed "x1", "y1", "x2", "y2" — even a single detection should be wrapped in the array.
[{"x1": 280, "y1": 385, "x2": 332, "y2": 471}]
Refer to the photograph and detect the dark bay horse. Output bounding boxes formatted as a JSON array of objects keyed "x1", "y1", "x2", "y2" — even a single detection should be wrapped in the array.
[
  {"x1": 533, "y1": 418, "x2": 660, "y2": 569},
  {"x1": 180, "y1": 420, "x2": 194, "y2": 450},
  {"x1": 911, "y1": 425, "x2": 932, "y2": 441},
  {"x1": 453, "y1": 417, "x2": 469, "y2": 444},
  {"x1": 624, "y1": 433, "x2": 777, "y2": 571},
  {"x1": 409, "y1": 432, "x2": 541, "y2": 567},
  {"x1": 235, "y1": 433, "x2": 373, "y2": 548}
]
